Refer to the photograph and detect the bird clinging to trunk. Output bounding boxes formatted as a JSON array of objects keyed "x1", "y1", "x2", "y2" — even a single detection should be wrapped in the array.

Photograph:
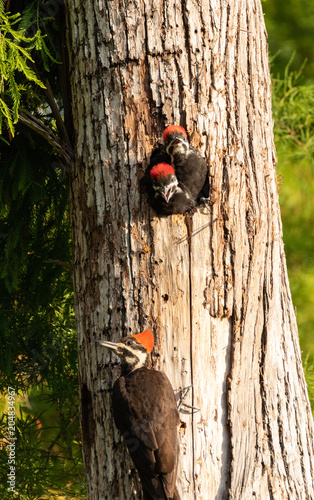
[
  {"x1": 96, "y1": 330, "x2": 181, "y2": 500},
  {"x1": 163, "y1": 125, "x2": 209, "y2": 203}
]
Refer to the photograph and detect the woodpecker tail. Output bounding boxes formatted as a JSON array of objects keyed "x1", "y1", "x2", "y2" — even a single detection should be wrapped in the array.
[{"x1": 142, "y1": 482, "x2": 181, "y2": 500}]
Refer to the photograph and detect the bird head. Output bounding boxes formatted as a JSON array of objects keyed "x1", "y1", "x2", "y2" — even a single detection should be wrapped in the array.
[
  {"x1": 163, "y1": 125, "x2": 189, "y2": 157},
  {"x1": 95, "y1": 329, "x2": 154, "y2": 373},
  {"x1": 150, "y1": 163, "x2": 179, "y2": 203}
]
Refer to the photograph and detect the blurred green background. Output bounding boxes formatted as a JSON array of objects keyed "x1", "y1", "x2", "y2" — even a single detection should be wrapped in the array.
[
  {"x1": 263, "y1": 0, "x2": 314, "y2": 360},
  {"x1": 263, "y1": 0, "x2": 314, "y2": 407},
  {"x1": 0, "y1": 0, "x2": 313, "y2": 498}
]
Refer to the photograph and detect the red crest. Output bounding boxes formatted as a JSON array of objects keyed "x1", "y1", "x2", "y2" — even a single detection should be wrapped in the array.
[
  {"x1": 150, "y1": 163, "x2": 175, "y2": 180},
  {"x1": 131, "y1": 330, "x2": 154, "y2": 353},
  {"x1": 163, "y1": 125, "x2": 187, "y2": 143}
]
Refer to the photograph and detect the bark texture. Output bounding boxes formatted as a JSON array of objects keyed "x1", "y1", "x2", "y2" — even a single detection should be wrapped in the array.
[{"x1": 66, "y1": 0, "x2": 314, "y2": 498}]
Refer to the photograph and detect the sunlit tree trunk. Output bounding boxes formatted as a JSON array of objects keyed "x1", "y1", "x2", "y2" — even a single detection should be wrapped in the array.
[{"x1": 66, "y1": 0, "x2": 314, "y2": 498}]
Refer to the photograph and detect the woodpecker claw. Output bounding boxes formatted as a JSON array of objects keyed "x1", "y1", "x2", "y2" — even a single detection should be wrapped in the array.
[
  {"x1": 197, "y1": 196, "x2": 214, "y2": 214},
  {"x1": 176, "y1": 385, "x2": 200, "y2": 413},
  {"x1": 181, "y1": 402, "x2": 200, "y2": 413}
]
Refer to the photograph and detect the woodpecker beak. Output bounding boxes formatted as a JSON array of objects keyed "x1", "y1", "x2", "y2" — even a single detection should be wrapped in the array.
[
  {"x1": 161, "y1": 186, "x2": 173, "y2": 203},
  {"x1": 167, "y1": 136, "x2": 189, "y2": 155},
  {"x1": 95, "y1": 339, "x2": 120, "y2": 352},
  {"x1": 172, "y1": 138, "x2": 183, "y2": 146}
]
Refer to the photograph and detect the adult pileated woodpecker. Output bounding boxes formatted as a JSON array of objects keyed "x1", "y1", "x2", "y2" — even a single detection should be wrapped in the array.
[
  {"x1": 163, "y1": 125, "x2": 209, "y2": 202},
  {"x1": 96, "y1": 330, "x2": 181, "y2": 500}
]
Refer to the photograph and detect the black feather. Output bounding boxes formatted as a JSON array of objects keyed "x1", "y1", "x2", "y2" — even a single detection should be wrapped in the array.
[
  {"x1": 113, "y1": 368, "x2": 181, "y2": 500},
  {"x1": 171, "y1": 147, "x2": 208, "y2": 201}
]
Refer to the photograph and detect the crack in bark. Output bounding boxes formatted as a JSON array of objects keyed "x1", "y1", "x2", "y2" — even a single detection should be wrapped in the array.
[
  {"x1": 115, "y1": 64, "x2": 137, "y2": 309},
  {"x1": 226, "y1": 318, "x2": 234, "y2": 499},
  {"x1": 126, "y1": 194, "x2": 135, "y2": 291},
  {"x1": 260, "y1": 288, "x2": 276, "y2": 499},
  {"x1": 246, "y1": 12, "x2": 256, "y2": 115},
  {"x1": 276, "y1": 399, "x2": 292, "y2": 493},
  {"x1": 293, "y1": 403, "x2": 309, "y2": 498},
  {"x1": 180, "y1": 0, "x2": 193, "y2": 89},
  {"x1": 224, "y1": 3, "x2": 231, "y2": 134},
  {"x1": 174, "y1": 55, "x2": 186, "y2": 127},
  {"x1": 104, "y1": 1, "x2": 114, "y2": 69},
  {"x1": 233, "y1": 8, "x2": 241, "y2": 133},
  {"x1": 185, "y1": 213, "x2": 196, "y2": 499},
  {"x1": 143, "y1": 10, "x2": 159, "y2": 128}
]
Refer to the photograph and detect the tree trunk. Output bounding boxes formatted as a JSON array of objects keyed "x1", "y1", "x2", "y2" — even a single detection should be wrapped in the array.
[{"x1": 66, "y1": 0, "x2": 314, "y2": 498}]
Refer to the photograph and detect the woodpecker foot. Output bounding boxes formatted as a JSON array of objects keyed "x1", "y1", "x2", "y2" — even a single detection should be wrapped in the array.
[
  {"x1": 176, "y1": 386, "x2": 200, "y2": 414},
  {"x1": 178, "y1": 385, "x2": 191, "y2": 406},
  {"x1": 199, "y1": 196, "x2": 213, "y2": 205},
  {"x1": 197, "y1": 185, "x2": 218, "y2": 212},
  {"x1": 181, "y1": 402, "x2": 200, "y2": 413},
  {"x1": 185, "y1": 206, "x2": 198, "y2": 217},
  {"x1": 198, "y1": 195, "x2": 214, "y2": 211}
]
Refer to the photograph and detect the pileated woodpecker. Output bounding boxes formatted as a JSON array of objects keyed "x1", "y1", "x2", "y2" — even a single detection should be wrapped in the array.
[
  {"x1": 142, "y1": 138, "x2": 195, "y2": 215},
  {"x1": 143, "y1": 126, "x2": 209, "y2": 214},
  {"x1": 146, "y1": 162, "x2": 195, "y2": 215},
  {"x1": 163, "y1": 125, "x2": 208, "y2": 202},
  {"x1": 143, "y1": 142, "x2": 195, "y2": 215},
  {"x1": 96, "y1": 330, "x2": 181, "y2": 500}
]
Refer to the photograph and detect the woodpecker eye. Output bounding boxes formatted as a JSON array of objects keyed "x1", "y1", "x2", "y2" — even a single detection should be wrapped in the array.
[{"x1": 125, "y1": 340, "x2": 133, "y2": 346}]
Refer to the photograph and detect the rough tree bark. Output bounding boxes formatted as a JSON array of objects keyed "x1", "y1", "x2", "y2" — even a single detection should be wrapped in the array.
[{"x1": 66, "y1": 0, "x2": 314, "y2": 498}]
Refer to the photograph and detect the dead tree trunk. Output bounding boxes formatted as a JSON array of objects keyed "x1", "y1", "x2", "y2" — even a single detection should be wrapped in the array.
[{"x1": 66, "y1": 0, "x2": 314, "y2": 498}]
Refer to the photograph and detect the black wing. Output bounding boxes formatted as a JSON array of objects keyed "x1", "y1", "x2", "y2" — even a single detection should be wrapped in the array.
[
  {"x1": 174, "y1": 147, "x2": 208, "y2": 200},
  {"x1": 113, "y1": 369, "x2": 180, "y2": 499}
]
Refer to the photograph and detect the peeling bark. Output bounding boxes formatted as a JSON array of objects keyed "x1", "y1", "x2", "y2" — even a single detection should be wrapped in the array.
[{"x1": 66, "y1": 0, "x2": 314, "y2": 498}]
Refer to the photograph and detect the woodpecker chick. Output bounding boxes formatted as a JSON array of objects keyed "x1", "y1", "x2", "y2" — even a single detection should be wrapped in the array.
[
  {"x1": 96, "y1": 330, "x2": 181, "y2": 500},
  {"x1": 163, "y1": 125, "x2": 189, "y2": 158},
  {"x1": 163, "y1": 125, "x2": 208, "y2": 203},
  {"x1": 144, "y1": 159, "x2": 194, "y2": 215},
  {"x1": 151, "y1": 163, "x2": 178, "y2": 203}
]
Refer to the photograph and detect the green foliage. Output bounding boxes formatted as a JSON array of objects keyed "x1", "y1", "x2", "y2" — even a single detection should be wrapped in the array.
[
  {"x1": 264, "y1": 0, "x2": 314, "y2": 409},
  {"x1": 16, "y1": 2, "x2": 60, "y2": 72},
  {"x1": 0, "y1": 1, "x2": 48, "y2": 136},
  {"x1": 0, "y1": 390, "x2": 86, "y2": 500},
  {"x1": 263, "y1": 0, "x2": 314, "y2": 81},
  {"x1": 303, "y1": 355, "x2": 314, "y2": 414},
  {"x1": 271, "y1": 59, "x2": 314, "y2": 415},
  {"x1": 0, "y1": 121, "x2": 84, "y2": 494},
  {"x1": 0, "y1": 116, "x2": 84, "y2": 494},
  {"x1": 271, "y1": 59, "x2": 314, "y2": 366},
  {"x1": 0, "y1": 126, "x2": 74, "y2": 387},
  {"x1": 272, "y1": 55, "x2": 314, "y2": 162},
  {"x1": 0, "y1": 0, "x2": 83, "y2": 495}
]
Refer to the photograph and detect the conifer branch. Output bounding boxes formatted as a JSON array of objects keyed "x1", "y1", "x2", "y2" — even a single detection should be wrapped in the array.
[
  {"x1": 44, "y1": 259, "x2": 73, "y2": 271},
  {"x1": 18, "y1": 109, "x2": 73, "y2": 169},
  {"x1": 30, "y1": 62, "x2": 72, "y2": 149},
  {"x1": 277, "y1": 120, "x2": 307, "y2": 150}
]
